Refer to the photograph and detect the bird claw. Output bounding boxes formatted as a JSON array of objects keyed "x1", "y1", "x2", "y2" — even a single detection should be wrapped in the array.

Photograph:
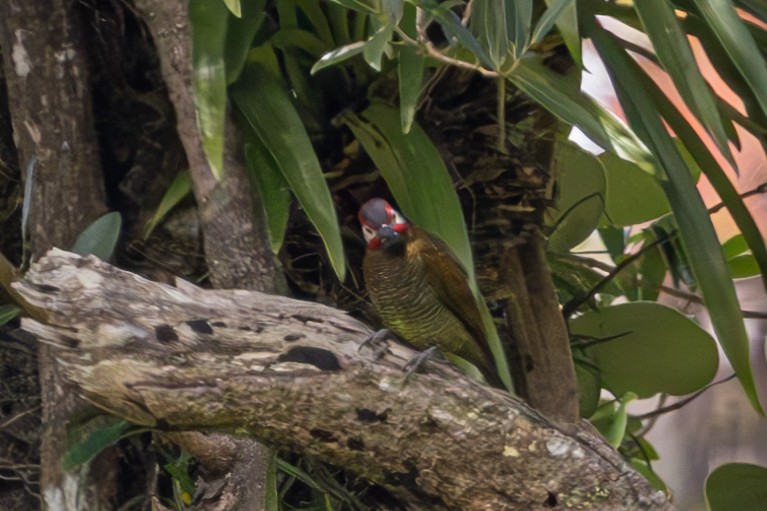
[
  {"x1": 402, "y1": 346, "x2": 441, "y2": 379},
  {"x1": 358, "y1": 328, "x2": 393, "y2": 359}
]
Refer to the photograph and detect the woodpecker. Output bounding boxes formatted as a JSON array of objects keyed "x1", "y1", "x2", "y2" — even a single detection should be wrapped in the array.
[{"x1": 359, "y1": 198, "x2": 500, "y2": 387}]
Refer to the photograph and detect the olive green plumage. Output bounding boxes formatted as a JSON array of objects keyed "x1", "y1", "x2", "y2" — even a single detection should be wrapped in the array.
[{"x1": 363, "y1": 226, "x2": 499, "y2": 386}]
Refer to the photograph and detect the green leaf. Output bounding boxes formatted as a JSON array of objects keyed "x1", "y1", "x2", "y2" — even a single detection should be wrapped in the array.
[
  {"x1": 630, "y1": 458, "x2": 667, "y2": 491},
  {"x1": 231, "y1": 65, "x2": 346, "y2": 280},
  {"x1": 324, "y1": 0, "x2": 377, "y2": 16},
  {"x1": 418, "y1": 0, "x2": 495, "y2": 69},
  {"x1": 692, "y1": 0, "x2": 767, "y2": 120},
  {"x1": 510, "y1": 59, "x2": 652, "y2": 165},
  {"x1": 542, "y1": 0, "x2": 580, "y2": 64},
  {"x1": 508, "y1": 0, "x2": 532, "y2": 59},
  {"x1": 728, "y1": 254, "x2": 760, "y2": 279},
  {"x1": 589, "y1": 394, "x2": 636, "y2": 448},
  {"x1": 546, "y1": 141, "x2": 605, "y2": 251},
  {"x1": 574, "y1": 354, "x2": 601, "y2": 418},
  {"x1": 224, "y1": 0, "x2": 267, "y2": 84},
  {"x1": 533, "y1": 0, "x2": 575, "y2": 46},
  {"x1": 143, "y1": 171, "x2": 193, "y2": 240},
  {"x1": 241, "y1": 124, "x2": 291, "y2": 254},
  {"x1": 265, "y1": 452, "x2": 279, "y2": 511},
  {"x1": 363, "y1": 23, "x2": 394, "y2": 71},
  {"x1": 221, "y1": 0, "x2": 241, "y2": 17},
  {"x1": 64, "y1": 416, "x2": 139, "y2": 470},
  {"x1": 312, "y1": 41, "x2": 367, "y2": 74},
  {"x1": 471, "y1": 0, "x2": 510, "y2": 68},
  {"x1": 722, "y1": 233, "x2": 748, "y2": 259},
  {"x1": 570, "y1": 302, "x2": 719, "y2": 398},
  {"x1": 0, "y1": 304, "x2": 21, "y2": 325},
  {"x1": 630, "y1": 58, "x2": 767, "y2": 295},
  {"x1": 706, "y1": 463, "x2": 767, "y2": 511},
  {"x1": 272, "y1": 29, "x2": 329, "y2": 58},
  {"x1": 189, "y1": 0, "x2": 229, "y2": 181},
  {"x1": 591, "y1": 25, "x2": 763, "y2": 413},
  {"x1": 398, "y1": 46, "x2": 425, "y2": 134},
  {"x1": 599, "y1": 152, "x2": 670, "y2": 226},
  {"x1": 72, "y1": 212, "x2": 122, "y2": 261},
  {"x1": 635, "y1": 0, "x2": 733, "y2": 164}
]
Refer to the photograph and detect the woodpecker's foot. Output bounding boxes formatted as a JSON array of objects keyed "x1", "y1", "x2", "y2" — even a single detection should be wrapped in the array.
[
  {"x1": 402, "y1": 346, "x2": 443, "y2": 379},
  {"x1": 358, "y1": 328, "x2": 393, "y2": 359}
]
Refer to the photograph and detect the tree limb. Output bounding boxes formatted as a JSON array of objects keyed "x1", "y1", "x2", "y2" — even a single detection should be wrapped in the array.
[{"x1": 14, "y1": 250, "x2": 673, "y2": 511}]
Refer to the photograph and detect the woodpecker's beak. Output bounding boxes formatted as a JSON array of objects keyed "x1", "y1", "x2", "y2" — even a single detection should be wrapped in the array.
[{"x1": 377, "y1": 225, "x2": 399, "y2": 246}]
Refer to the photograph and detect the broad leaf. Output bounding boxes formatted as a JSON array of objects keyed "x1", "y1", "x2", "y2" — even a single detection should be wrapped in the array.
[
  {"x1": 189, "y1": 0, "x2": 229, "y2": 181},
  {"x1": 471, "y1": 0, "x2": 510, "y2": 68},
  {"x1": 706, "y1": 463, "x2": 767, "y2": 511},
  {"x1": 599, "y1": 152, "x2": 670, "y2": 226},
  {"x1": 363, "y1": 23, "x2": 394, "y2": 71},
  {"x1": 570, "y1": 302, "x2": 719, "y2": 398},
  {"x1": 547, "y1": 141, "x2": 605, "y2": 251},
  {"x1": 232, "y1": 65, "x2": 346, "y2": 280},
  {"x1": 72, "y1": 212, "x2": 122, "y2": 261}
]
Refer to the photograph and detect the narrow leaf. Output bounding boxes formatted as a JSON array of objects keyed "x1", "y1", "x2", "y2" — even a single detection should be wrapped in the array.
[
  {"x1": 64, "y1": 417, "x2": 139, "y2": 470},
  {"x1": 232, "y1": 65, "x2": 346, "y2": 280},
  {"x1": 398, "y1": 46, "x2": 425, "y2": 133},
  {"x1": 72, "y1": 212, "x2": 122, "y2": 261},
  {"x1": 143, "y1": 171, "x2": 193, "y2": 240},
  {"x1": 533, "y1": 0, "x2": 575, "y2": 47},
  {"x1": 363, "y1": 24, "x2": 394, "y2": 71},
  {"x1": 190, "y1": 0, "x2": 229, "y2": 181},
  {"x1": 221, "y1": 0, "x2": 241, "y2": 17},
  {"x1": 542, "y1": 0, "x2": 580, "y2": 64},
  {"x1": 692, "y1": 0, "x2": 767, "y2": 119},
  {"x1": 635, "y1": 0, "x2": 733, "y2": 164},
  {"x1": 511, "y1": 59, "x2": 652, "y2": 164},
  {"x1": 625, "y1": 39, "x2": 767, "y2": 306},
  {"x1": 508, "y1": 0, "x2": 532, "y2": 58},
  {"x1": 241, "y1": 124, "x2": 291, "y2": 253},
  {"x1": 312, "y1": 41, "x2": 367, "y2": 74},
  {"x1": 418, "y1": 0, "x2": 495, "y2": 69},
  {"x1": 591, "y1": 26, "x2": 763, "y2": 413},
  {"x1": 0, "y1": 304, "x2": 21, "y2": 325},
  {"x1": 224, "y1": 0, "x2": 267, "y2": 84},
  {"x1": 471, "y1": 0, "x2": 509, "y2": 68}
]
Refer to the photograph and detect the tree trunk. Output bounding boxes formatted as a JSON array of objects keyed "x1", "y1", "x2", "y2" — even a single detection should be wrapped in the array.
[
  {"x1": 15, "y1": 249, "x2": 673, "y2": 511},
  {"x1": 0, "y1": 1, "x2": 110, "y2": 509}
]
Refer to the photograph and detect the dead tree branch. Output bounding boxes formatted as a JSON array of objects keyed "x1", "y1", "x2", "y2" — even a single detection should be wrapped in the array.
[{"x1": 14, "y1": 250, "x2": 672, "y2": 511}]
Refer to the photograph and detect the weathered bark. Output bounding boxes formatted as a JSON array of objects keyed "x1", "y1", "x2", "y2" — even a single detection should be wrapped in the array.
[
  {"x1": 0, "y1": 2, "x2": 110, "y2": 509},
  {"x1": 16, "y1": 250, "x2": 673, "y2": 511}
]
